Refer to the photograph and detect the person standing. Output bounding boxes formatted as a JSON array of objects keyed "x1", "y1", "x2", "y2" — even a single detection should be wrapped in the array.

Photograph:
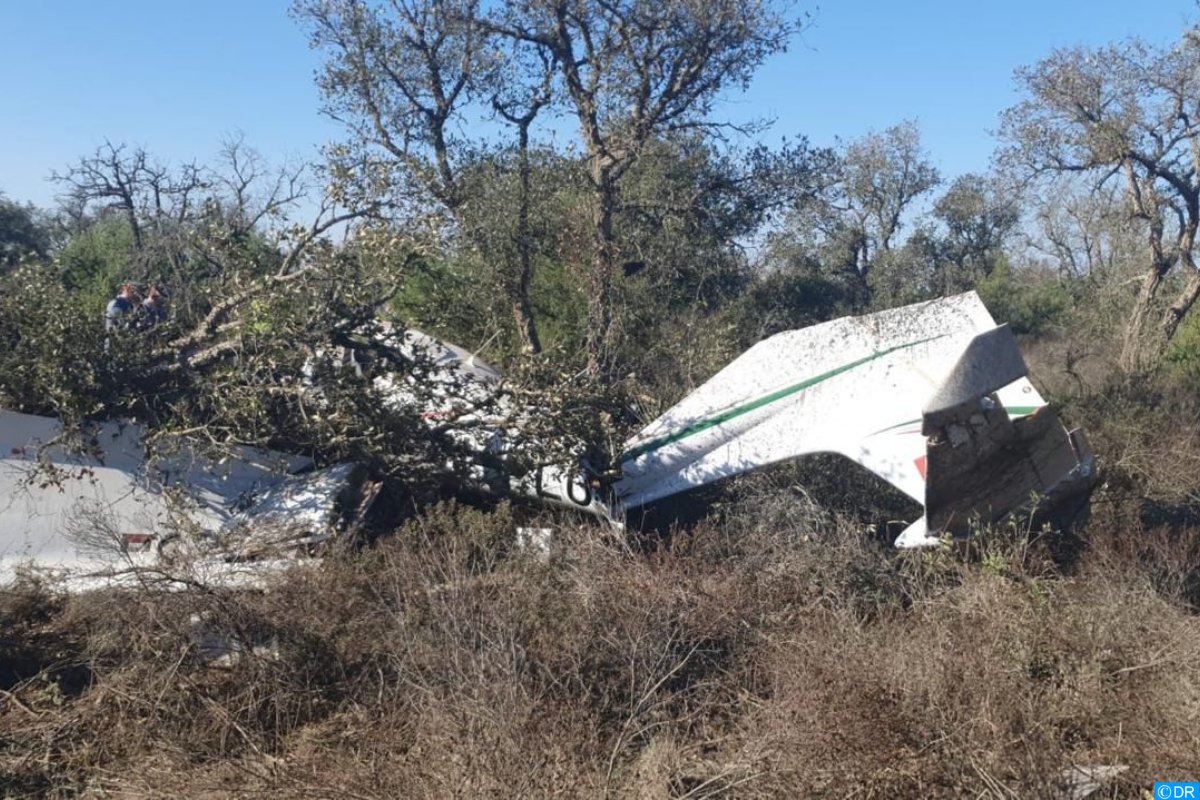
[
  {"x1": 105, "y1": 283, "x2": 141, "y2": 331},
  {"x1": 140, "y1": 284, "x2": 169, "y2": 328}
]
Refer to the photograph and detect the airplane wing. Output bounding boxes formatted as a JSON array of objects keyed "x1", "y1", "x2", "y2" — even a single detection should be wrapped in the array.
[
  {"x1": 612, "y1": 292, "x2": 1095, "y2": 546},
  {"x1": 0, "y1": 410, "x2": 364, "y2": 586}
]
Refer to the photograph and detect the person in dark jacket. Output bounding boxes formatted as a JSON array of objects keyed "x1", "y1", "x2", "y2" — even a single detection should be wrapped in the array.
[
  {"x1": 140, "y1": 284, "x2": 169, "y2": 329},
  {"x1": 105, "y1": 283, "x2": 141, "y2": 332}
]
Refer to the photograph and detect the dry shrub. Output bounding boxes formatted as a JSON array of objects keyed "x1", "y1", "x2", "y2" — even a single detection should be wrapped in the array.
[
  {"x1": 1025, "y1": 332, "x2": 1200, "y2": 530},
  {"x1": 694, "y1": 530, "x2": 1200, "y2": 796},
  {"x1": 1022, "y1": 332, "x2": 1122, "y2": 401},
  {"x1": 3, "y1": 493, "x2": 1200, "y2": 798}
]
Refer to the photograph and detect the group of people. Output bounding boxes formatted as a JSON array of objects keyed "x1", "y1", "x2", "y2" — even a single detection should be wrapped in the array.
[{"x1": 104, "y1": 282, "x2": 169, "y2": 333}]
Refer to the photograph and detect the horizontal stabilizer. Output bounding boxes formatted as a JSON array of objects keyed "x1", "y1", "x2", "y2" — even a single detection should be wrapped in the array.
[
  {"x1": 614, "y1": 293, "x2": 1022, "y2": 513},
  {"x1": 610, "y1": 292, "x2": 1096, "y2": 546}
]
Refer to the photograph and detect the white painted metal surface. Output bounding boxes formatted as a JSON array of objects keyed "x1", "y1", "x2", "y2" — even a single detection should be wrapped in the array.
[
  {"x1": 611, "y1": 293, "x2": 1077, "y2": 546},
  {"x1": 0, "y1": 410, "x2": 343, "y2": 585}
]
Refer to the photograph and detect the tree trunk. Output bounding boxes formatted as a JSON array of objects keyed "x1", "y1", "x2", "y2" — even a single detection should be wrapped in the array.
[
  {"x1": 1161, "y1": 221, "x2": 1200, "y2": 344},
  {"x1": 512, "y1": 121, "x2": 542, "y2": 355},
  {"x1": 1162, "y1": 268, "x2": 1200, "y2": 343},
  {"x1": 512, "y1": 294, "x2": 541, "y2": 355},
  {"x1": 1120, "y1": 265, "x2": 1165, "y2": 372},
  {"x1": 586, "y1": 174, "x2": 617, "y2": 378}
]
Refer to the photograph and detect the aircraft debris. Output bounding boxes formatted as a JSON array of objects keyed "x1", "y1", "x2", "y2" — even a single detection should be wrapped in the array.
[
  {"x1": 1060, "y1": 764, "x2": 1128, "y2": 799},
  {"x1": 606, "y1": 292, "x2": 1095, "y2": 546},
  {"x1": 0, "y1": 411, "x2": 375, "y2": 588},
  {"x1": 0, "y1": 292, "x2": 1096, "y2": 588}
]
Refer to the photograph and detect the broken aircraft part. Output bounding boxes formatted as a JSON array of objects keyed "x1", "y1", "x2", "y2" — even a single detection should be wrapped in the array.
[
  {"x1": 1, "y1": 291, "x2": 1096, "y2": 588},
  {"x1": 0, "y1": 410, "x2": 375, "y2": 587},
  {"x1": 608, "y1": 292, "x2": 1095, "y2": 546},
  {"x1": 319, "y1": 294, "x2": 1095, "y2": 546}
]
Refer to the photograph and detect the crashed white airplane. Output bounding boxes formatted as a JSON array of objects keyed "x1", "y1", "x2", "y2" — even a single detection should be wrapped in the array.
[
  {"x1": 0, "y1": 292, "x2": 1095, "y2": 587},
  {"x1": 609, "y1": 292, "x2": 1094, "y2": 546}
]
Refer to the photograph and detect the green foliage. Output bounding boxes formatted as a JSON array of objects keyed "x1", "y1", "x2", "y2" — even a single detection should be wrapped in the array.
[
  {"x1": 612, "y1": 140, "x2": 767, "y2": 393},
  {"x1": 527, "y1": 255, "x2": 589, "y2": 354},
  {"x1": 1164, "y1": 307, "x2": 1200, "y2": 386},
  {"x1": 0, "y1": 263, "x2": 112, "y2": 421},
  {"x1": 931, "y1": 173, "x2": 1019, "y2": 281},
  {"x1": 56, "y1": 214, "x2": 135, "y2": 311},
  {"x1": 736, "y1": 268, "x2": 859, "y2": 341},
  {"x1": 865, "y1": 244, "x2": 940, "y2": 310},
  {"x1": 399, "y1": 145, "x2": 593, "y2": 361},
  {"x1": 392, "y1": 252, "x2": 535, "y2": 356},
  {"x1": 0, "y1": 194, "x2": 52, "y2": 268},
  {"x1": 297, "y1": 0, "x2": 804, "y2": 374},
  {"x1": 760, "y1": 123, "x2": 945, "y2": 312},
  {"x1": 393, "y1": 135, "x2": 804, "y2": 396},
  {"x1": 976, "y1": 259, "x2": 1070, "y2": 336}
]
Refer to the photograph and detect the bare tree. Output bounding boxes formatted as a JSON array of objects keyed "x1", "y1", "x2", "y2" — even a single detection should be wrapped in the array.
[
  {"x1": 835, "y1": 121, "x2": 940, "y2": 282},
  {"x1": 488, "y1": 41, "x2": 556, "y2": 355},
  {"x1": 297, "y1": 0, "x2": 556, "y2": 354},
  {"x1": 298, "y1": 0, "x2": 801, "y2": 374},
  {"x1": 211, "y1": 134, "x2": 307, "y2": 237},
  {"x1": 295, "y1": 0, "x2": 492, "y2": 214},
  {"x1": 51, "y1": 140, "x2": 321, "y2": 326},
  {"x1": 932, "y1": 173, "x2": 1019, "y2": 279},
  {"x1": 1000, "y1": 32, "x2": 1200, "y2": 370},
  {"x1": 53, "y1": 142, "x2": 206, "y2": 265},
  {"x1": 1022, "y1": 178, "x2": 1141, "y2": 280}
]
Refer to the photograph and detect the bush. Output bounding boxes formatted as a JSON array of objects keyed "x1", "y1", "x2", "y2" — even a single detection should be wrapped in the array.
[
  {"x1": 976, "y1": 260, "x2": 1071, "y2": 336},
  {"x1": 3, "y1": 488, "x2": 1199, "y2": 797}
]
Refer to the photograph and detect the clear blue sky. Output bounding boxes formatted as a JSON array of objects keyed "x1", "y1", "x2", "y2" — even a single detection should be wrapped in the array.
[{"x1": 2, "y1": 0, "x2": 1196, "y2": 211}]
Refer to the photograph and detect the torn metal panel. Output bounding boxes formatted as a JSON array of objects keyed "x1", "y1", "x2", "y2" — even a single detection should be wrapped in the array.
[
  {"x1": 923, "y1": 402, "x2": 1092, "y2": 536},
  {"x1": 0, "y1": 410, "x2": 368, "y2": 587},
  {"x1": 187, "y1": 613, "x2": 281, "y2": 668},
  {"x1": 1060, "y1": 765, "x2": 1128, "y2": 800},
  {"x1": 217, "y1": 462, "x2": 377, "y2": 560},
  {"x1": 322, "y1": 323, "x2": 504, "y2": 415}
]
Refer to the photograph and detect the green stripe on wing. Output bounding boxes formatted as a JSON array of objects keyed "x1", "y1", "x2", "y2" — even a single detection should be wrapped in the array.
[{"x1": 622, "y1": 334, "x2": 949, "y2": 463}]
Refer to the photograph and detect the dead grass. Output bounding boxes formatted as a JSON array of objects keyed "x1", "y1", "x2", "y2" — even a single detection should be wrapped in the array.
[{"x1": 3, "y1": 497, "x2": 1200, "y2": 798}]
